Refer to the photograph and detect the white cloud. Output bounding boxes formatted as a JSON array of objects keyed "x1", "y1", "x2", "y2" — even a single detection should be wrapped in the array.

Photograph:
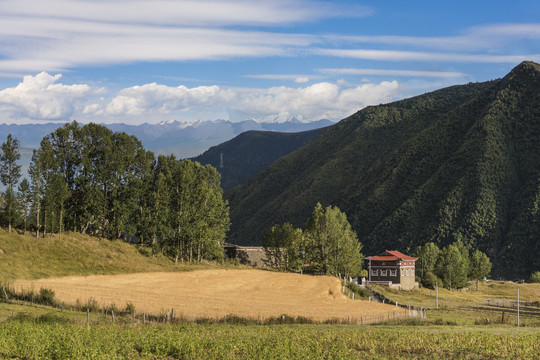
[
  {"x1": 1, "y1": 0, "x2": 372, "y2": 27},
  {"x1": 0, "y1": 0, "x2": 370, "y2": 74},
  {"x1": 232, "y1": 81, "x2": 399, "y2": 120},
  {"x1": 295, "y1": 77, "x2": 310, "y2": 83},
  {"x1": 106, "y1": 83, "x2": 236, "y2": 116},
  {"x1": 243, "y1": 74, "x2": 317, "y2": 82},
  {"x1": 0, "y1": 72, "x2": 91, "y2": 120},
  {"x1": 324, "y1": 23, "x2": 540, "y2": 52},
  {"x1": 97, "y1": 80, "x2": 400, "y2": 122},
  {"x1": 316, "y1": 49, "x2": 540, "y2": 63},
  {"x1": 319, "y1": 68, "x2": 467, "y2": 78},
  {"x1": 0, "y1": 72, "x2": 401, "y2": 124}
]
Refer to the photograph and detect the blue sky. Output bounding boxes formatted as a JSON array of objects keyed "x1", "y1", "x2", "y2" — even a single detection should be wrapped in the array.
[{"x1": 0, "y1": 0, "x2": 538, "y2": 125}]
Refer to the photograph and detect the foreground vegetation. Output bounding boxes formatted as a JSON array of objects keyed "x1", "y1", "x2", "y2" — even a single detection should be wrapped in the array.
[
  {"x1": 0, "y1": 306, "x2": 539, "y2": 359},
  {"x1": 1, "y1": 226, "x2": 539, "y2": 359}
]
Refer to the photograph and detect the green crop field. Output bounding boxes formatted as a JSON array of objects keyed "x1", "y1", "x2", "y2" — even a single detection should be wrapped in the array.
[
  {"x1": 1, "y1": 229, "x2": 540, "y2": 359},
  {"x1": 1, "y1": 310, "x2": 539, "y2": 360}
]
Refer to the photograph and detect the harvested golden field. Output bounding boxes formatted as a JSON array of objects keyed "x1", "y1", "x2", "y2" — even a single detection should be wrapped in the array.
[{"x1": 14, "y1": 269, "x2": 402, "y2": 322}]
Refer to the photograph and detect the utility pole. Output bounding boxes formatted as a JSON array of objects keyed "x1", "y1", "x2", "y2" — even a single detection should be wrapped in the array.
[
  {"x1": 436, "y1": 281, "x2": 439, "y2": 309},
  {"x1": 517, "y1": 286, "x2": 520, "y2": 326}
]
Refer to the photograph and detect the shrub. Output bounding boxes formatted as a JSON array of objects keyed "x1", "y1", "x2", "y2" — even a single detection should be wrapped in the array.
[
  {"x1": 38, "y1": 288, "x2": 56, "y2": 306},
  {"x1": 125, "y1": 302, "x2": 136, "y2": 315},
  {"x1": 346, "y1": 282, "x2": 369, "y2": 299},
  {"x1": 529, "y1": 271, "x2": 540, "y2": 283},
  {"x1": 421, "y1": 271, "x2": 443, "y2": 290}
]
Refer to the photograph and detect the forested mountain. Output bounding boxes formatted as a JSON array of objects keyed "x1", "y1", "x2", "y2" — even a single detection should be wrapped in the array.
[
  {"x1": 192, "y1": 127, "x2": 329, "y2": 190},
  {"x1": 226, "y1": 61, "x2": 540, "y2": 278}
]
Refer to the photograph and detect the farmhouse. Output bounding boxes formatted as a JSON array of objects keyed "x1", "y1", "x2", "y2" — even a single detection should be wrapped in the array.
[
  {"x1": 223, "y1": 244, "x2": 266, "y2": 267},
  {"x1": 366, "y1": 250, "x2": 419, "y2": 290}
]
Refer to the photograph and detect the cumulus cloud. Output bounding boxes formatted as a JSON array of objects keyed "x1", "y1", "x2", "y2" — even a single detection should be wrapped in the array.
[
  {"x1": 97, "y1": 80, "x2": 399, "y2": 122},
  {"x1": 232, "y1": 81, "x2": 399, "y2": 120},
  {"x1": 0, "y1": 72, "x2": 91, "y2": 120},
  {"x1": 106, "y1": 83, "x2": 236, "y2": 116}
]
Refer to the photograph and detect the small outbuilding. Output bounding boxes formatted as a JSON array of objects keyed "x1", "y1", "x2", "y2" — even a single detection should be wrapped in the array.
[{"x1": 365, "y1": 250, "x2": 419, "y2": 290}]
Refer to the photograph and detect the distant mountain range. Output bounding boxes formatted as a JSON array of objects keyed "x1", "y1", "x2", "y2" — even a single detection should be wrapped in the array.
[
  {"x1": 193, "y1": 127, "x2": 330, "y2": 190},
  {"x1": 0, "y1": 115, "x2": 334, "y2": 159},
  {"x1": 226, "y1": 61, "x2": 540, "y2": 279}
]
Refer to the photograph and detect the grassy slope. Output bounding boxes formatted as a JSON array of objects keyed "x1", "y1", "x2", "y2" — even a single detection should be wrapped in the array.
[
  {"x1": 0, "y1": 228, "x2": 218, "y2": 282},
  {"x1": 371, "y1": 281, "x2": 540, "y2": 326}
]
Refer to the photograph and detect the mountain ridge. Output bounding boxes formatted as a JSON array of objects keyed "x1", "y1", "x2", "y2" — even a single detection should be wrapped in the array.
[
  {"x1": 192, "y1": 126, "x2": 330, "y2": 190},
  {"x1": 0, "y1": 117, "x2": 334, "y2": 158},
  {"x1": 226, "y1": 61, "x2": 540, "y2": 278}
]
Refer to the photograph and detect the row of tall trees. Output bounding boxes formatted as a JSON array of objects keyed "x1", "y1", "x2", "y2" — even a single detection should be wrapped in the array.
[
  {"x1": 415, "y1": 240, "x2": 492, "y2": 289},
  {"x1": 0, "y1": 122, "x2": 229, "y2": 262},
  {"x1": 262, "y1": 203, "x2": 363, "y2": 278}
]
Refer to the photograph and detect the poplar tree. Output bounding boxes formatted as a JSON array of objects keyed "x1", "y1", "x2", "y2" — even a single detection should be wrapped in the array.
[
  {"x1": 0, "y1": 134, "x2": 22, "y2": 233},
  {"x1": 17, "y1": 178, "x2": 31, "y2": 234},
  {"x1": 262, "y1": 223, "x2": 302, "y2": 271},
  {"x1": 304, "y1": 203, "x2": 363, "y2": 278},
  {"x1": 435, "y1": 243, "x2": 468, "y2": 289},
  {"x1": 469, "y1": 249, "x2": 492, "y2": 290},
  {"x1": 415, "y1": 242, "x2": 440, "y2": 279}
]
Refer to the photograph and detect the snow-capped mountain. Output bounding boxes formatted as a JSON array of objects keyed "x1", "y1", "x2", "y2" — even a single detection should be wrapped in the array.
[{"x1": 0, "y1": 116, "x2": 334, "y2": 159}]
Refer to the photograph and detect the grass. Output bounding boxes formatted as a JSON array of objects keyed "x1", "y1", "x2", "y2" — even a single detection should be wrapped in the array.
[
  {"x1": 0, "y1": 302, "x2": 539, "y2": 360},
  {"x1": 1, "y1": 226, "x2": 540, "y2": 358},
  {"x1": 370, "y1": 281, "x2": 540, "y2": 326},
  {"x1": 0, "y1": 228, "x2": 231, "y2": 282}
]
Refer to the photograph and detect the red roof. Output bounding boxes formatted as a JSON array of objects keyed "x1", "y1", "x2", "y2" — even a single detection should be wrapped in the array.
[{"x1": 366, "y1": 250, "x2": 418, "y2": 262}]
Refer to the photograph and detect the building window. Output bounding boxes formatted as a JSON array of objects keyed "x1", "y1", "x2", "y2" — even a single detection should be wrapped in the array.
[
  {"x1": 401, "y1": 269, "x2": 404, "y2": 276},
  {"x1": 381, "y1": 269, "x2": 388, "y2": 276},
  {"x1": 412, "y1": 268, "x2": 415, "y2": 276},
  {"x1": 389, "y1": 269, "x2": 396, "y2": 277},
  {"x1": 406, "y1": 269, "x2": 410, "y2": 276},
  {"x1": 371, "y1": 269, "x2": 378, "y2": 276}
]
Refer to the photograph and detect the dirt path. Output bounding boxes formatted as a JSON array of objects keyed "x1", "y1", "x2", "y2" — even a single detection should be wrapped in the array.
[{"x1": 14, "y1": 269, "x2": 404, "y2": 322}]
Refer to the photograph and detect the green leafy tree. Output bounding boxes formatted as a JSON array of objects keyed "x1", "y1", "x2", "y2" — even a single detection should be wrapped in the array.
[
  {"x1": 469, "y1": 249, "x2": 492, "y2": 290},
  {"x1": 304, "y1": 203, "x2": 363, "y2": 278},
  {"x1": 17, "y1": 178, "x2": 31, "y2": 234},
  {"x1": 262, "y1": 223, "x2": 302, "y2": 271},
  {"x1": 415, "y1": 242, "x2": 440, "y2": 279},
  {"x1": 435, "y1": 243, "x2": 468, "y2": 289},
  {"x1": 28, "y1": 150, "x2": 43, "y2": 238},
  {"x1": 0, "y1": 134, "x2": 22, "y2": 233},
  {"x1": 530, "y1": 271, "x2": 540, "y2": 283}
]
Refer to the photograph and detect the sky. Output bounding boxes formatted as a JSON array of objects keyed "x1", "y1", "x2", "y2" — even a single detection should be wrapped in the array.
[{"x1": 0, "y1": 0, "x2": 539, "y2": 125}]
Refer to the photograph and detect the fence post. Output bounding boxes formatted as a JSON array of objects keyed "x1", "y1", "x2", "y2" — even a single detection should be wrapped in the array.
[
  {"x1": 143, "y1": 313, "x2": 146, "y2": 324},
  {"x1": 112, "y1": 310, "x2": 115, "y2": 323},
  {"x1": 87, "y1": 309, "x2": 89, "y2": 325},
  {"x1": 171, "y1": 308, "x2": 175, "y2": 320},
  {"x1": 361, "y1": 316, "x2": 363, "y2": 325},
  {"x1": 61, "y1": 302, "x2": 65, "y2": 312}
]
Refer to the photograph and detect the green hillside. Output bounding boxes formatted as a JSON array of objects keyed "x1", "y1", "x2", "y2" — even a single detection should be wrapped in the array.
[
  {"x1": 226, "y1": 61, "x2": 540, "y2": 278},
  {"x1": 0, "y1": 229, "x2": 215, "y2": 282},
  {"x1": 192, "y1": 128, "x2": 329, "y2": 190}
]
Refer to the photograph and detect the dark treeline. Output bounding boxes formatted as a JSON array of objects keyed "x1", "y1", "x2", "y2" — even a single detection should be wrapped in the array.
[{"x1": 0, "y1": 121, "x2": 229, "y2": 263}]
